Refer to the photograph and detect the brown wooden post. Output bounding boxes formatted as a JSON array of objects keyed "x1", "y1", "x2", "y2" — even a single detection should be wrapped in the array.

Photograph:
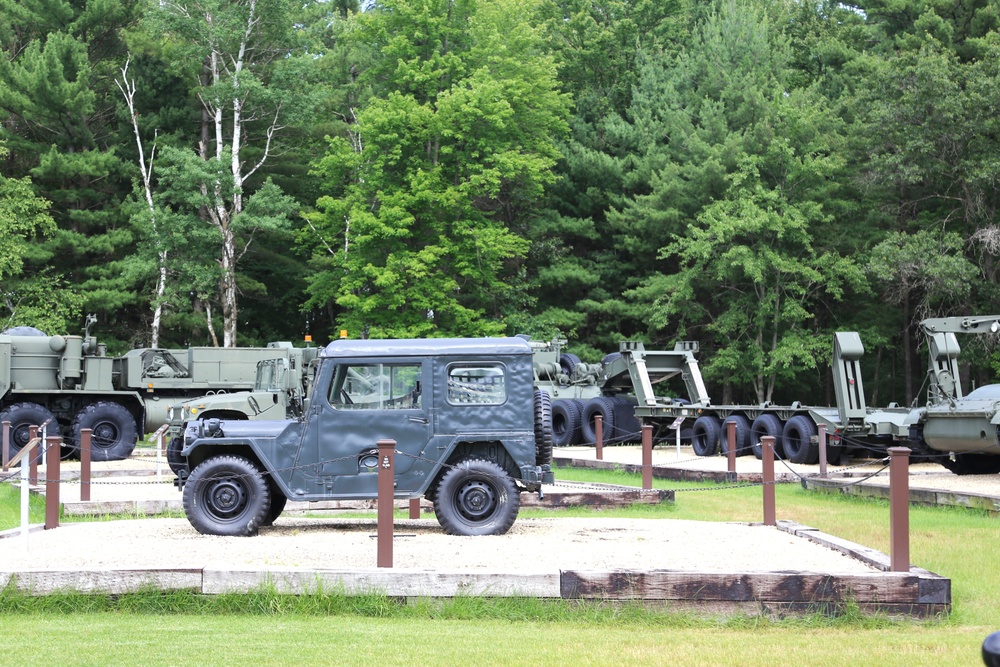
[
  {"x1": 818, "y1": 423, "x2": 828, "y2": 478},
  {"x1": 45, "y1": 435, "x2": 61, "y2": 530},
  {"x1": 641, "y1": 424, "x2": 653, "y2": 490},
  {"x1": 376, "y1": 439, "x2": 396, "y2": 568},
  {"x1": 726, "y1": 419, "x2": 737, "y2": 481},
  {"x1": 595, "y1": 414, "x2": 603, "y2": 461},
  {"x1": 2, "y1": 420, "x2": 9, "y2": 471},
  {"x1": 409, "y1": 498, "x2": 421, "y2": 519},
  {"x1": 80, "y1": 428, "x2": 92, "y2": 502},
  {"x1": 28, "y1": 425, "x2": 39, "y2": 485},
  {"x1": 888, "y1": 447, "x2": 911, "y2": 572},
  {"x1": 762, "y1": 435, "x2": 776, "y2": 526}
]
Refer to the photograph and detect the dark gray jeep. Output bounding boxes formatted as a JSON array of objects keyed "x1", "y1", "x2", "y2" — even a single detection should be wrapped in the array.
[{"x1": 177, "y1": 337, "x2": 554, "y2": 537}]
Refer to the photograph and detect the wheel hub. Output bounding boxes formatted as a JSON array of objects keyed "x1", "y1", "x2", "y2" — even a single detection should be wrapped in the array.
[
  {"x1": 456, "y1": 480, "x2": 496, "y2": 520},
  {"x1": 207, "y1": 479, "x2": 246, "y2": 515},
  {"x1": 92, "y1": 422, "x2": 118, "y2": 446}
]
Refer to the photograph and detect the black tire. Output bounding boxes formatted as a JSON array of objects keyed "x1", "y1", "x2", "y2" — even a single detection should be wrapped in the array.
[
  {"x1": 581, "y1": 397, "x2": 617, "y2": 444},
  {"x1": 720, "y1": 414, "x2": 752, "y2": 457},
  {"x1": 559, "y1": 353, "x2": 581, "y2": 376},
  {"x1": 601, "y1": 352, "x2": 622, "y2": 367},
  {"x1": 782, "y1": 415, "x2": 819, "y2": 464},
  {"x1": 609, "y1": 395, "x2": 641, "y2": 442},
  {"x1": 533, "y1": 390, "x2": 553, "y2": 466},
  {"x1": 71, "y1": 402, "x2": 138, "y2": 462},
  {"x1": 750, "y1": 413, "x2": 784, "y2": 459},
  {"x1": 940, "y1": 453, "x2": 1000, "y2": 476},
  {"x1": 261, "y1": 480, "x2": 287, "y2": 527},
  {"x1": 166, "y1": 436, "x2": 188, "y2": 477},
  {"x1": 183, "y1": 455, "x2": 270, "y2": 536},
  {"x1": 433, "y1": 458, "x2": 520, "y2": 536},
  {"x1": 691, "y1": 415, "x2": 721, "y2": 456},
  {"x1": 0, "y1": 402, "x2": 57, "y2": 465},
  {"x1": 552, "y1": 399, "x2": 583, "y2": 446}
]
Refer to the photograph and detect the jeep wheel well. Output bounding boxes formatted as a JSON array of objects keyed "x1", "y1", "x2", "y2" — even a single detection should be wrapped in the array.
[{"x1": 187, "y1": 443, "x2": 262, "y2": 474}]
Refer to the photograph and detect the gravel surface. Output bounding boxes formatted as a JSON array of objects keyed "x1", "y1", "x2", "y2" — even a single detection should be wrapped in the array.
[{"x1": 2, "y1": 516, "x2": 879, "y2": 574}]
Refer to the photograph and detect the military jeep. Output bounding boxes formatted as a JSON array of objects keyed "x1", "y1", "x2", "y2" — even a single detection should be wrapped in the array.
[{"x1": 176, "y1": 337, "x2": 554, "y2": 537}]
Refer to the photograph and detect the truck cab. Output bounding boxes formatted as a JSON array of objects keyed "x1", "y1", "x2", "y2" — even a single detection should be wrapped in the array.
[{"x1": 177, "y1": 337, "x2": 554, "y2": 537}]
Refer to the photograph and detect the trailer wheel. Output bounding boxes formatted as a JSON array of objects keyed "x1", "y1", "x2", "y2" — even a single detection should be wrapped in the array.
[
  {"x1": 750, "y1": 414, "x2": 784, "y2": 459},
  {"x1": 720, "y1": 415, "x2": 752, "y2": 457},
  {"x1": 581, "y1": 397, "x2": 618, "y2": 444},
  {"x1": 0, "y1": 402, "x2": 57, "y2": 465},
  {"x1": 552, "y1": 399, "x2": 582, "y2": 446},
  {"x1": 609, "y1": 396, "x2": 642, "y2": 442},
  {"x1": 166, "y1": 436, "x2": 188, "y2": 476},
  {"x1": 782, "y1": 415, "x2": 818, "y2": 464},
  {"x1": 691, "y1": 415, "x2": 721, "y2": 456},
  {"x1": 534, "y1": 390, "x2": 554, "y2": 466},
  {"x1": 71, "y1": 402, "x2": 138, "y2": 462},
  {"x1": 433, "y1": 458, "x2": 519, "y2": 536},
  {"x1": 183, "y1": 455, "x2": 270, "y2": 536}
]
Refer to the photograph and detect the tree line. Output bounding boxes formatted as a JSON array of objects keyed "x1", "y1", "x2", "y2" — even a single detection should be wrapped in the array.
[{"x1": 1, "y1": 0, "x2": 999, "y2": 406}]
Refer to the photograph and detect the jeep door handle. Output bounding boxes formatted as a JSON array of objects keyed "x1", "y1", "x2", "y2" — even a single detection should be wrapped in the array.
[{"x1": 408, "y1": 416, "x2": 429, "y2": 424}]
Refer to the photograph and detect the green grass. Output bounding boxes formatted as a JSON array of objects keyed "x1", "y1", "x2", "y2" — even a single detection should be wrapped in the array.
[{"x1": 0, "y1": 466, "x2": 998, "y2": 665}]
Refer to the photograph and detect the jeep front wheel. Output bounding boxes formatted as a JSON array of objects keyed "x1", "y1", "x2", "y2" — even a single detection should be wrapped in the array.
[
  {"x1": 183, "y1": 455, "x2": 270, "y2": 536},
  {"x1": 433, "y1": 459, "x2": 519, "y2": 536}
]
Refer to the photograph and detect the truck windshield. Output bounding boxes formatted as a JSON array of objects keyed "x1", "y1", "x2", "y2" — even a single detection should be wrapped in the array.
[{"x1": 255, "y1": 359, "x2": 287, "y2": 391}]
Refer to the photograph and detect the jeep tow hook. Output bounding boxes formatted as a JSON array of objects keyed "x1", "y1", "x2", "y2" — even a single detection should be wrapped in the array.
[{"x1": 537, "y1": 487, "x2": 544, "y2": 500}]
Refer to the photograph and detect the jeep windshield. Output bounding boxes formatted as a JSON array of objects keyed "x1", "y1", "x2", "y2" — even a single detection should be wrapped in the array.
[{"x1": 255, "y1": 358, "x2": 288, "y2": 392}]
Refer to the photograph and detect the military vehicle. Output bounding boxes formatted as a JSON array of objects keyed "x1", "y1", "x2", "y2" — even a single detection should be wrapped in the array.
[
  {"x1": 597, "y1": 316, "x2": 1000, "y2": 475},
  {"x1": 0, "y1": 316, "x2": 292, "y2": 462},
  {"x1": 165, "y1": 345, "x2": 321, "y2": 475},
  {"x1": 175, "y1": 336, "x2": 555, "y2": 537}
]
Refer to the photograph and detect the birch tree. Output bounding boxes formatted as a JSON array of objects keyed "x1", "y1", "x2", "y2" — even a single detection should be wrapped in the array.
[{"x1": 146, "y1": 0, "x2": 297, "y2": 346}]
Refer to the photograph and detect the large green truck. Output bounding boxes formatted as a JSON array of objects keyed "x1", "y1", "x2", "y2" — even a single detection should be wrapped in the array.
[{"x1": 0, "y1": 316, "x2": 292, "y2": 462}]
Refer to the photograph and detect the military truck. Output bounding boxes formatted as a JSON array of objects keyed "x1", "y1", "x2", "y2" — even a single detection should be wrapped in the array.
[
  {"x1": 165, "y1": 345, "x2": 321, "y2": 475},
  {"x1": 175, "y1": 336, "x2": 555, "y2": 537},
  {"x1": 0, "y1": 316, "x2": 292, "y2": 462},
  {"x1": 597, "y1": 317, "x2": 1000, "y2": 475}
]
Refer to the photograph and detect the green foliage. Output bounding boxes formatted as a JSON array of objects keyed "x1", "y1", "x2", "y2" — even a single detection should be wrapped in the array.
[{"x1": 302, "y1": 0, "x2": 570, "y2": 338}]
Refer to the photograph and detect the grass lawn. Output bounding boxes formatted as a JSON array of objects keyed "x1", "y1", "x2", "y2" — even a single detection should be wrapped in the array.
[{"x1": 1, "y1": 465, "x2": 998, "y2": 666}]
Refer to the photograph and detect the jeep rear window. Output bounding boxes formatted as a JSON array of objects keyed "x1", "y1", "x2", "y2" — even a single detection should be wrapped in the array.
[
  {"x1": 447, "y1": 364, "x2": 506, "y2": 405},
  {"x1": 329, "y1": 364, "x2": 422, "y2": 410}
]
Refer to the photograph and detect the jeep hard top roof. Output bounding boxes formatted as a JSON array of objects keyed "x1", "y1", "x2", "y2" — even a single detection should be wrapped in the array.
[{"x1": 320, "y1": 337, "x2": 532, "y2": 359}]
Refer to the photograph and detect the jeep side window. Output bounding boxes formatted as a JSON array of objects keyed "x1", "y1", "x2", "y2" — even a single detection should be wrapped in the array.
[
  {"x1": 329, "y1": 363, "x2": 422, "y2": 410},
  {"x1": 447, "y1": 364, "x2": 506, "y2": 404}
]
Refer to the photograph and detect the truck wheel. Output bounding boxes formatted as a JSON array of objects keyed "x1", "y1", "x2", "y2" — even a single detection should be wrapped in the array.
[
  {"x1": 71, "y1": 402, "x2": 138, "y2": 462},
  {"x1": 691, "y1": 415, "x2": 721, "y2": 456},
  {"x1": 0, "y1": 402, "x2": 57, "y2": 465},
  {"x1": 166, "y1": 436, "x2": 188, "y2": 477},
  {"x1": 782, "y1": 415, "x2": 818, "y2": 464},
  {"x1": 609, "y1": 396, "x2": 641, "y2": 442},
  {"x1": 434, "y1": 458, "x2": 520, "y2": 536},
  {"x1": 552, "y1": 400, "x2": 583, "y2": 446},
  {"x1": 183, "y1": 455, "x2": 270, "y2": 536},
  {"x1": 533, "y1": 390, "x2": 553, "y2": 466},
  {"x1": 750, "y1": 414, "x2": 784, "y2": 459},
  {"x1": 941, "y1": 453, "x2": 1000, "y2": 476},
  {"x1": 581, "y1": 397, "x2": 618, "y2": 444},
  {"x1": 721, "y1": 415, "x2": 752, "y2": 457}
]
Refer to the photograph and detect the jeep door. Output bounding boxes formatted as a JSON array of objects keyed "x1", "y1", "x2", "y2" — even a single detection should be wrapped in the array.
[{"x1": 295, "y1": 359, "x2": 431, "y2": 497}]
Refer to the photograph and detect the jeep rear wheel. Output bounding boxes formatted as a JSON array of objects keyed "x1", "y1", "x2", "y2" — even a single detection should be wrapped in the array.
[
  {"x1": 183, "y1": 455, "x2": 270, "y2": 536},
  {"x1": 434, "y1": 459, "x2": 519, "y2": 536}
]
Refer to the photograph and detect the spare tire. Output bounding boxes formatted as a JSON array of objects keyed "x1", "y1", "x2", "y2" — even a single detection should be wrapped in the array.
[
  {"x1": 552, "y1": 399, "x2": 583, "y2": 446},
  {"x1": 559, "y1": 353, "x2": 581, "y2": 376},
  {"x1": 533, "y1": 390, "x2": 553, "y2": 466}
]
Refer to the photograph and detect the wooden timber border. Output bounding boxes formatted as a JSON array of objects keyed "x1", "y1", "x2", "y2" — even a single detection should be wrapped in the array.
[
  {"x1": 802, "y1": 475, "x2": 1000, "y2": 514},
  {"x1": 0, "y1": 519, "x2": 950, "y2": 618}
]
